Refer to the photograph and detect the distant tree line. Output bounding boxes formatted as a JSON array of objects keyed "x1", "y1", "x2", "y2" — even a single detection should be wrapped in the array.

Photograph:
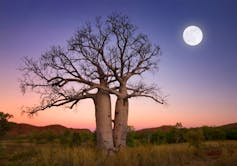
[
  {"x1": 1, "y1": 112, "x2": 236, "y2": 148},
  {"x1": 126, "y1": 125, "x2": 237, "y2": 147},
  {"x1": 3, "y1": 124, "x2": 237, "y2": 148},
  {"x1": 25, "y1": 124, "x2": 237, "y2": 147},
  {"x1": 28, "y1": 130, "x2": 95, "y2": 147}
]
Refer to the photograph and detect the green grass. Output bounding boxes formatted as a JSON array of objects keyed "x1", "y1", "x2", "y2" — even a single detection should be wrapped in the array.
[{"x1": 0, "y1": 140, "x2": 237, "y2": 166}]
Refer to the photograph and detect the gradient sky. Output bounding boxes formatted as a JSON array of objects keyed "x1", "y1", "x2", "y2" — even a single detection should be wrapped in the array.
[{"x1": 0, "y1": 0, "x2": 237, "y2": 130}]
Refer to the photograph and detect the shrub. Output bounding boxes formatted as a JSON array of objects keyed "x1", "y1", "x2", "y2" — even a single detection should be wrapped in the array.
[
  {"x1": 59, "y1": 130, "x2": 94, "y2": 147},
  {"x1": 71, "y1": 132, "x2": 82, "y2": 146},
  {"x1": 185, "y1": 129, "x2": 204, "y2": 148},
  {"x1": 202, "y1": 126, "x2": 226, "y2": 140},
  {"x1": 0, "y1": 112, "x2": 13, "y2": 137},
  {"x1": 166, "y1": 129, "x2": 176, "y2": 143},
  {"x1": 59, "y1": 130, "x2": 72, "y2": 146},
  {"x1": 225, "y1": 129, "x2": 237, "y2": 140},
  {"x1": 127, "y1": 131, "x2": 139, "y2": 147},
  {"x1": 29, "y1": 131, "x2": 57, "y2": 144},
  {"x1": 150, "y1": 130, "x2": 167, "y2": 145}
]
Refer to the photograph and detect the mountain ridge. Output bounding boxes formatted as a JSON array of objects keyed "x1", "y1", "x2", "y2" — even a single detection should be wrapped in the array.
[
  {"x1": 5, "y1": 122, "x2": 91, "y2": 137},
  {"x1": 4, "y1": 122, "x2": 237, "y2": 137}
]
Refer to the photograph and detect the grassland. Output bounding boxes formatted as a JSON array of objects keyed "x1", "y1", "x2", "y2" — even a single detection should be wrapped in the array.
[
  {"x1": 1, "y1": 122, "x2": 237, "y2": 165},
  {"x1": 0, "y1": 140, "x2": 237, "y2": 166}
]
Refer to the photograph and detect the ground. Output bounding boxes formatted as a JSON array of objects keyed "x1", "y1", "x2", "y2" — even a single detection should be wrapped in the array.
[{"x1": 0, "y1": 140, "x2": 237, "y2": 166}]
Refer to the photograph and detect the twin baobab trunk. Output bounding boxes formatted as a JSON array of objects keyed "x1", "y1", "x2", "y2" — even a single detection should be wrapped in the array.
[
  {"x1": 113, "y1": 85, "x2": 129, "y2": 148},
  {"x1": 94, "y1": 86, "x2": 129, "y2": 150},
  {"x1": 94, "y1": 89, "x2": 114, "y2": 150},
  {"x1": 113, "y1": 98, "x2": 128, "y2": 148}
]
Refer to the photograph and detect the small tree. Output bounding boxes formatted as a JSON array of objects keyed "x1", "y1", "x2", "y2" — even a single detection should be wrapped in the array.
[{"x1": 0, "y1": 112, "x2": 13, "y2": 136}]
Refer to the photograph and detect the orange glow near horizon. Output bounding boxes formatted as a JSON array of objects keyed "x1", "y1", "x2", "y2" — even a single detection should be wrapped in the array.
[
  {"x1": 2, "y1": 84, "x2": 236, "y2": 131},
  {"x1": 1, "y1": 68, "x2": 236, "y2": 131},
  {"x1": 1, "y1": 1, "x2": 237, "y2": 131}
]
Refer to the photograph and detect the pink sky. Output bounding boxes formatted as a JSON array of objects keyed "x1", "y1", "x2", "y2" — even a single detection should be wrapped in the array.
[
  {"x1": 1, "y1": 74, "x2": 236, "y2": 131},
  {"x1": 1, "y1": 1, "x2": 237, "y2": 130}
]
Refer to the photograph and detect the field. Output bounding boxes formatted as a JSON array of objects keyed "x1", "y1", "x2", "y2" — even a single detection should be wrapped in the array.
[{"x1": 0, "y1": 140, "x2": 237, "y2": 166}]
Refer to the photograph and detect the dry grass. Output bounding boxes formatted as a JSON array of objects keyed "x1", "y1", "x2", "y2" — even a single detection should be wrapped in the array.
[{"x1": 0, "y1": 141, "x2": 237, "y2": 166}]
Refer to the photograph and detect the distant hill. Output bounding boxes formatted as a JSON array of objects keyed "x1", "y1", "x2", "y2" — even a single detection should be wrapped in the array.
[
  {"x1": 137, "y1": 125, "x2": 174, "y2": 133},
  {"x1": 219, "y1": 123, "x2": 237, "y2": 129},
  {"x1": 136, "y1": 122, "x2": 237, "y2": 134},
  {"x1": 4, "y1": 122, "x2": 237, "y2": 137},
  {"x1": 5, "y1": 122, "x2": 91, "y2": 137}
]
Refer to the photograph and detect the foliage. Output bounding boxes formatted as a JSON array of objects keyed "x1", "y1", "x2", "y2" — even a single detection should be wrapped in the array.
[
  {"x1": 225, "y1": 128, "x2": 237, "y2": 140},
  {"x1": 59, "y1": 130, "x2": 72, "y2": 146},
  {"x1": 125, "y1": 124, "x2": 237, "y2": 147},
  {"x1": 29, "y1": 131, "x2": 57, "y2": 144},
  {"x1": 1, "y1": 121, "x2": 236, "y2": 147},
  {"x1": 1, "y1": 122, "x2": 237, "y2": 165},
  {"x1": 202, "y1": 126, "x2": 226, "y2": 140},
  {"x1": 59, "y1": 130, "x2": 95, "y2": 147},
  {"x1": 185, "y1": 129, "x2": 204, "y2": 148},
  {"x1": 126, "y1": 126, "x2": 140, "y2": 147},
  {"x1": 0, "y1": 112, "x2": 13, "y2": 136},
  {"x1": 126, "y1": 124, "x2": 189, "y2": 146},
  {"x1": 150, "y1": 130, "x2": 167, "y2": 145}
]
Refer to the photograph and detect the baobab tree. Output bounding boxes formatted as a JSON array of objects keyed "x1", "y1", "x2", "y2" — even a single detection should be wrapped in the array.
[
  {"x1": 20, "y1": 46, "x2": 117, "y2": 150},
  {"x1": 20, "y1": 14, "x2": 165, "y2": 151},
  {"x1": 100, "y1": 14, "x2": 165, "y2": 148}
]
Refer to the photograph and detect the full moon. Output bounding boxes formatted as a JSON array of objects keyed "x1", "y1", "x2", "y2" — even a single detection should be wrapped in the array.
[{"x1": 183, "y1": 25, "x2": 203, "y2": 46}]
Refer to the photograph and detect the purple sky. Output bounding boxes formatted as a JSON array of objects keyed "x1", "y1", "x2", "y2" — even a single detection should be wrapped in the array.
[{"x1": 0, "y1": 0, "x2": 237, "y2": 129}]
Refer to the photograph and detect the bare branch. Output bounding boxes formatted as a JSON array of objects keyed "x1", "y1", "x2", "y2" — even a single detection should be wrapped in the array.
[
  {"x1": 19, "y1": 13, "x2": 166, "y2": 115},
  {"x1": 125, "y1": 82, "x2": 166, "y2": 104},
  {"x1": 22, "y1": 88, "x2": 95, "y2": 115}
]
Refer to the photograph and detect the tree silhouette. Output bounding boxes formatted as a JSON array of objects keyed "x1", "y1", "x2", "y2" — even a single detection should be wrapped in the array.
[
  {"x1": 20, "y1": 14, "x2": 165, "y2": 151},
  {"x1": 104, "y1": 14, "x2": 165, "y2": 148},
  {"x1": 0, "y1": 112, "x2": 13, "y2": 136}
]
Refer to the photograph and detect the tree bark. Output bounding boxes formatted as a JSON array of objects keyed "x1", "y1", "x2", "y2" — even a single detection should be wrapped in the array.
[
  {"x1": 113, "y1": 85, "x2": 129, "y2": 148},
  {"x1": 94, "y1": 89, "x2": 114, "y2": 150}
]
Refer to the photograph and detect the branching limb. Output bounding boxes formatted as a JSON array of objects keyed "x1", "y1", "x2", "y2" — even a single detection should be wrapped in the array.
[
  {"x1": 22, "y1": 88, "x2": 95, "y2": 115},
  {"x1": 126, "y1": 82, "x2": 167, "y2": 104}
]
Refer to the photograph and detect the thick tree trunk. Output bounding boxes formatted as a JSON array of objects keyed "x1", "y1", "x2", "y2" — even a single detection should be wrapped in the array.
[
  {"x1": 113, "y1": 85, "x2": 129, "y2": 148},
  {"x1": 94, "y1": 89, "x2": 114, "y2": 150}
]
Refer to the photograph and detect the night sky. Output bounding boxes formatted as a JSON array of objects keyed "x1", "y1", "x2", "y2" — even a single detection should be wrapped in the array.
[{"x1": 1, "y1": 0, "x2": 237, "y2": 129}]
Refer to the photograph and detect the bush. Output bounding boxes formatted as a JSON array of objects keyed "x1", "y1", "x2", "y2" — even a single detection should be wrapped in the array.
[
  {"x1": 166, "y1": 129, "x2": 176, "y2": 143},
  {"x1": 29, "y1": 131, "x2": 57, "y2": 144},
  {"x1": 71, "y1": 132, "x2": 82, "y2": 146},
  {"x1": 202, "y1": 126, "x2": 226, "y2": 140},
  {"x1": 0, "y1": 112, "x2": 13, "y2": 137},
  {"x1": 185, "y1": 129, "x2": 204, "y2": 148},
  {"x1": 225, "y1": 129, "x2": 237, "y2": 140},
  {"x1": 59, "y1": 130, "x2": 72, "y2": 146},
  {"x1": 127, "y1": 131, "x2": 139, "y2": 147},
  {"x1": 150, "y1": 130, "x2": 167, "y2": 145},
  {"x1": 59, "y1": 130, "x2": 94, "y2": 147}
]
